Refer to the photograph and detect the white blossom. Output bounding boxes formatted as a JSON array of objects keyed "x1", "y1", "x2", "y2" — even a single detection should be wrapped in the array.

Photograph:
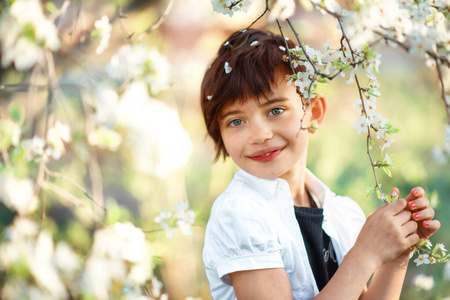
[
  {"x1": 444, "y1": 124, "x2": 450, "y2": 142},
  {"x1": 268, "y1": 0, "x2": 295, "y2": 22},
  {"x1": 444, "y1": 261, "x2": 450, "y2": 281},
  {"x1": 0, "y1": 174, "x2": 38, "y2": 216},
  {"x1": 94, "y1": 15, "x2": 112, "y2": 55},
  {"x1": 88, "y1": 126, "x2": 123, "y2": 151},
  {"x1": 353, "y1": 115, "x2": 369, "y2": 134},
  {"x1": 108, "y1": 44, "x2": 171, "y2": 95},
  {"x1": 414, "y1": 253, "x2": 430, "y2": 266},
  {"x1": 224, "y1": 61, "x2": 232, "y2": 74},
  {"x1": 117, "y1": 82, "x2": 192, "y2": 178},
  {"x1": 382, "y1": 139, "x2": 395, "y2": 151},
  {"x1": 210, "y1": 0, "x2": 253, "y2": 17},
  {"x1": 47, "y1": 120, "x2": 71, "y2": 159},
  {"x1": 0, "y1": 0, "x2": 60, "y2": 71}
]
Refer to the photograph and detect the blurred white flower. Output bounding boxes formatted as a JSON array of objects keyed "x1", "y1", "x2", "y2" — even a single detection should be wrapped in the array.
[
  {"x1": 55, "y1": 241, "x2": 80, "y2": 278},
  {"x1": 117, "y1": 82, "x2": 192, "y2": 178},
  {"x1": 0, "y1": 120, "x2": 21, "y2": 149},
  {"x1": 91, "y1": 85, "x2": 120, "y2": 125},
  {"x1": 29, "y1": 231, "x2": 67, "y2": 299},
  {"x1": 268, "y1": 0, "x2": 295, "y2": 22},
  {"x1": 108, "y1": 44, "x2": 171, "y2": 95},
  {"x1": 431, "y1": 145, "x2": 448, "y2": 165},
  {"x1": 413, "y1": 274, "x2": 434, "y2": 290},
  {"x1": 83, "y1": 256, "x2": 126, "y2": 300},
  {"x1": 121, "y1": 280, "x2": 142, "y2": 296},
  {"x1": 444, "y1": 124, "x2": 450, "y2": 142},
  {"x1": 84, "y1": 221, "x2": 152, "y2": 298},
  {"x1": 0, "y1": 174, "x2": 38, "y2": 216},
  {"x1": 47, "y1": 120, "x2": 71, "y2": 159},
  {"x1": 151, "y1": 276, "x2": 163, "y2": 297},
  {"x1": 0, "y1": 0, "x2": 60, "y2": 71},
  {"x1": 94, "y1": 15, "x2": 112, "y2": 55},
  {"x1": 444, "y1": 261, "x2": 450, "y2": 281},
  {"x1": 22, "y1": 135, "x2": 46, "y2": 161},
  {"x1": 88, "y1": 126, "x2": 123, "y2": 151}
]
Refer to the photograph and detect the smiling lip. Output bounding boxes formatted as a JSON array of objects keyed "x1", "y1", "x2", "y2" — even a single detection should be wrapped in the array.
[{"x1": 248, "y1": 147, "x2": 284, "y2": 163}]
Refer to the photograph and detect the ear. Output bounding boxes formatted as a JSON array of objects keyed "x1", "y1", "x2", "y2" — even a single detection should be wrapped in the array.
[{"x1": 309, "y1": 94, "x2": 327, "y2": 128}]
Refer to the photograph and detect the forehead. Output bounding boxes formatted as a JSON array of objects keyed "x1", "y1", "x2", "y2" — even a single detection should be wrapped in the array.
[{"x1": 219, "y1": 73, "x2": 293, "y2": 116}]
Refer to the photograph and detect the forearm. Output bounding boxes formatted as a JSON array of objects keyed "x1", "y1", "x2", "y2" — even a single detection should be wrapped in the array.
[
  {"x1": 313, "y1": 248, "x2": 377, "y2": 300},
  {"x1": 361, "y1": 252, "x2": 409, "y2": 300}
]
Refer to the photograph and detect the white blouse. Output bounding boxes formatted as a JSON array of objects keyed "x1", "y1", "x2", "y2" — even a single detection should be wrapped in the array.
[{"x1": 202, "y1": 169, "x2": 366, "y2": 300}]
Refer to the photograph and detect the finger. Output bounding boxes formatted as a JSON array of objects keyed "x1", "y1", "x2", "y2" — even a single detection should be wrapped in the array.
[
  {"x1": 387, "y1": 197, "x2": 407, "y2": 215},
  {"x1": 420, "y1": 220, "x2": 441, "y2": 231},
  {"x1": 405, "y1": 232, "x2": 420, "y2": 248},
  {"x1": 411, "y1": 208, "x2": 435, "y2": 222},
  {"x1": 402, "y1": 220, "x2": 418, "y2": 236},
  {"x1": 395, "y1": 210, "x2": 413, "y2": 225},
  {"x1": 405, "y1": 187, "x2": 425, "y2": 202},
  {"x1": 407, "y1": 197, "x2": 430, "y2": 211}
]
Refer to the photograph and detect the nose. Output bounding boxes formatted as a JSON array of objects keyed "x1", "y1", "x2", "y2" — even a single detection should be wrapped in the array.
[{"x1": 248, "y1": 118, "x2": 273, "y2": 144}]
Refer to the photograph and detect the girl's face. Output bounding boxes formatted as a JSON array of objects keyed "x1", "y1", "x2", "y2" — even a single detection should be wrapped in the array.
[{"x1": 219, "y1": 77, "x2": 312, "y2": 181}]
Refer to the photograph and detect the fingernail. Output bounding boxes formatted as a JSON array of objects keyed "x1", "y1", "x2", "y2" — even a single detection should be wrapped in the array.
[
  {"x1": 410, "y1": 202, "x2": 416, "y2": 209},
  {"x1": 412, "y1": 189, "x2": 418, "y2": 196},
  {"x1": 424, "y1": 221, "x2": 429, "y2": 227},
  {"x1": 414, "y1": 213, "x2": 420, "y2": 220}
]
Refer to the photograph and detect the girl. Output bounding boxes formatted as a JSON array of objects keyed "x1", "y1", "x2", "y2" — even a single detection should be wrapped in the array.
[{"x1": 201, "y1": 28, "x2": 440, "y2": 300}]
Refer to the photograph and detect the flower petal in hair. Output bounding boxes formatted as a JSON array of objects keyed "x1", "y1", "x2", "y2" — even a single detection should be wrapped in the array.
[
  {"x1": 207, "y1": 95, "x2": 213, "y2": 100},
  {"x1": 279, "y1": 46, "x2": 286, "y2": 51},
  {"x1": 250, "y1": 41, "x2": 259, "y2": 46},
  {"x1": 224, "y1": 62, "x2": 232, "y2": 74},
  {"x1": 223, "y1": 41, "x2": 230, "y2": 46}
]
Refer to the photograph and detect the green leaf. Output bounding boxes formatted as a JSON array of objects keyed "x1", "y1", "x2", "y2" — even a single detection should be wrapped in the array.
[
  {"x1": 45, "y1": 1, "x2": 57, "y2": 13},
  {"x1": 22, "y1": 23, "x2": 36, "y2": 42},
  {"x1": 416, "y1": 239, "x2": 425, "y2": 247},
  {"x1": 376, "y1": 188, "x2": 381, "y2": 199},
  {"x1": 369, "y1": 139, "x2": 374, "y2": 150},
  {"x1": 367, "y1": 88, "x2": 380, "y2": 97},
  {"x1": 8, "y1": 102, "x2": 23, "y2": 123},
  {"x1": 366, "y1": 185, "x2": 376, "y2": 197},
  {"x1": 291, "y1": 73, "x2": 298, "y2": 80},
  {"x1": 387, "y1": 127, "x2": 400, "y2": 134},
  {"x1": 309, "y1": 121, "x2": 319, "y2": 131},
  {"x1": 317, "y1": 76, "x2": 329, "y2": 84},
  {"x1": 382, "y1": 167, "x2": 392, "y2": 177}
]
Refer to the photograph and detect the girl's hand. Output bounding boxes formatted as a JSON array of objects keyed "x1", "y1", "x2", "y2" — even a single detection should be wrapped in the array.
[
  {"x1": 402, "y1": 187, "x2": 441, "y2": 240},
  {"x1": 353, "y1": 197, "x2": 419, "y2": 270}
]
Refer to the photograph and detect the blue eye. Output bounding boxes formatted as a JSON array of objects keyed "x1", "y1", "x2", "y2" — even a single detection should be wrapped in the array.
[
  {"x1": 229, "y1": 119, "x2": 244, "y2": 127},
  {"x1": 269, "y1": 108, "x2": 283, "y2": 116}
]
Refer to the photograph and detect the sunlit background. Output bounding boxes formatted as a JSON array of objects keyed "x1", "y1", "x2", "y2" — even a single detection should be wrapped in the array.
[{"x1": 1, "y1": 0, "x2": 449, "y2": 299}]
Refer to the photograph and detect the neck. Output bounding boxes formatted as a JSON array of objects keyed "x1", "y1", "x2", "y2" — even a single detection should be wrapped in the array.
[{"x1": 280, "y1": 159, "x2": 310, "y2": 207}]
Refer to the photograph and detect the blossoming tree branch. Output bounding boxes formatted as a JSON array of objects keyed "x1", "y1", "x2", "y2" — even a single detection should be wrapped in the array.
[{"x1": 211, "y1": 0, "x2": 450, "y2": 265}]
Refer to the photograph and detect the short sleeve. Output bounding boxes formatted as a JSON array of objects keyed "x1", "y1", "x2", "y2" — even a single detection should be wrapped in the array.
[
  {"x1": 325, "y1": 195, "x2": 366, "y2": 257},
  {"x1": 203, "y1": 194, "x2": 284, "y2": 285}
]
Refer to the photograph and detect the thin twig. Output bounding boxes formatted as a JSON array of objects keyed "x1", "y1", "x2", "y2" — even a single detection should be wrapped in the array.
[
  {"x1": 138, "y1": 0, "x2": 175, "y2": 39},
  {"x1": 245, "y1": 0, "x2": 270, "y2": 30},
  {"x1": 336, "y1": 11, "x2": 386, "y2": 203},
  {"x1": 372, "y1": 30, "x2": 450, "y2": 68},
  {"x1": 115, "y1": 0, "x2": 133, "y2": 44},
  {"x1": 434, "y1": 57, "x2": 450, "y2": 125}
]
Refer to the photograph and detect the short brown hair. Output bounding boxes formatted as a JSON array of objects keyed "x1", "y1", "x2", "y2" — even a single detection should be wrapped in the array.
[{"x1": 201, "y1": 28, "x2": 299, "y2": 161}]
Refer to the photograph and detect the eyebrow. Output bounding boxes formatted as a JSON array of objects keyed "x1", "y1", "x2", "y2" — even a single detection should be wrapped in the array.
[{"x1": 220, "y1": 97, "x2": 289, "y2": 120}]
